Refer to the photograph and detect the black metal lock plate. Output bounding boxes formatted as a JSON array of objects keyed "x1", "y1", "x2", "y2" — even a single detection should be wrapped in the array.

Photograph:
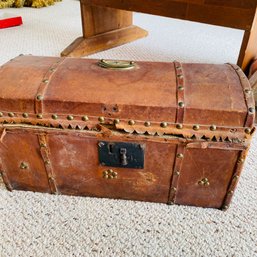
[{"x1": 98, "y1": 141, "x2": 145, "y2": 169}]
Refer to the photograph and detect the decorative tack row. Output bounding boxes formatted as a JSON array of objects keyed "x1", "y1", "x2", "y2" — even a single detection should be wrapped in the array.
[{"x1": 0, "y1": 112, "x2": 254, "y2": 135}]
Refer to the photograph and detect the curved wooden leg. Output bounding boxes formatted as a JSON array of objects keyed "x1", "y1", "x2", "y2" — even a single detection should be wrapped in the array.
[{"x1": 61, "y1": 4, "x2": 148, "y2": 57}]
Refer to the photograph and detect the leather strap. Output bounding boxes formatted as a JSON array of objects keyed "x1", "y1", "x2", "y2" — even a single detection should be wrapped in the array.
[
  {"x1": 168, "y1": 143, "x2": 186, "y2": 204},
  {"x1": 0, "y1": 158, "x2": 12, "y2": 191},
  {"x1": 174, "y1": 61, "x2": 185, "y2": 124},
  {"x1": 227, "y1": 64, "x2": 255, "y2": 128},
  {"x1": 38, "y1": 134, "x2": 58, "y2": 194},
  {"x1": 35, "y1": 58, "x2": 65, "y2": 115},
  {"x1": 222, "y1": 150, "x2": 247, "y2": 210}
]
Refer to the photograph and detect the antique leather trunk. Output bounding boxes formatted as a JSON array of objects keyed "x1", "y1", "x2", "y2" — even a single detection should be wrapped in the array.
[{"x1": 0, "y1": 55, "x2": 255, "y2": 210}]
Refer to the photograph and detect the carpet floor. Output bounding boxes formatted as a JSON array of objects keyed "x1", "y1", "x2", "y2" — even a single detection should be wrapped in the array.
[{"x1": 0, "y1": 1, "x2": 257, "y2": 256}]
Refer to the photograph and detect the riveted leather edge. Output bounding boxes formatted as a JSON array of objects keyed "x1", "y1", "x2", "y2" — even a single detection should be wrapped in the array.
[
  {"x1": 221, "y1": 150, "x2": 248, "y2": 210},
  {"x1": 167, "y1": 144, "x2": 186, "y2": 204},
  {"x1": 38, "y1": 134, "x2": 58, "y2": 194},
  {"x1": 35, "y1": 58, "x2": 66, "y2": 114},
  {"x1": 0, "y1": 157, "x2": 12, "y2": 191},
  {"x1": 174, "y1": 61, "x2": 185, "y2": 124},
  {"x1": 226, "y1": 64, "x2": 255, "y2": 128}
]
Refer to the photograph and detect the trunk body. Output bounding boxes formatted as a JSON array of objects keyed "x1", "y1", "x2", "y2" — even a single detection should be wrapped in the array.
[{"x1": 0, "y1": 56, "x2": 255, "y2": 209}]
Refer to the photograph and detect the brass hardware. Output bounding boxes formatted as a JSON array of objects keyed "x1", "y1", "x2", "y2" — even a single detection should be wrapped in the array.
[
  {"x1": 175, "y1": 170, "x2": 180, "y2": 176},
  {"x1": 176, "y1": 124, "x2": 183, "y2": 129},
  {"x1": 176, "y1": 153, "x2": 184, "y2": 159},
  {"x1": 177, "y1": 74, "x2": 183, "y2": 78},
  {"x1": 98, "y1": 59, "x2": 135, "y2": 70},
  {"x1": 103, "y1": 169, "x2": 118, "y2": 179},
  {"x1": 222, "y1": 205, "x2": 229, "y2": 210},
  {"x1": 178, "y1": 102, "x2": 184, "y2": 108},
  {"x1": 52, "y1": 114, "x2": 58, "y2": 120},
  {"x1": 210, "y1": 125, "x2": 217, "y2": 131},
  {"x1": 50, "y1": 68, "x2": 55, "y2": 72},
  {"x1": 249, "y1": 107, "x2": 255, "y2": 114},
  {"x1": 45, "y1": 160, "x2": 50, "y2": 165},
  {"x1": 98, "y1": 142, "x2": 105, "y2": 148},
  {"x1": 198, "y1": 178, "x2": 210, "y2": 186},
  {"x1": 37, "y1": 114, "x2": 43, "y2": 119},
  {"x1": 171, "y1": 187, "x2": 177, "y2": 192},
  {"x1": 98, "y1": 116, "x2": 105, "y2": 123},
  {"x1": 67, "y1": 115, "x2": 74, "y2": 121},
  {"x1": 128, "y1": 120, "x2": 135, "y2": 126},
  {"x1": 233, "y1": 175, "x2": 239, "y2": 181},
  {"x1": 8, "y1": 112, "x2": 14, "y2": 117},
  {"x1": 193, "y1": 125, "x2": 200, "y2": 131},
  {"x1": 36, "y1": 95, "x2": 43, "y2": 101},
  {"x1": 22, "y1": 113, "x2": 29, "y2": 118},
  {"x1": 0, "y1": 112, "x2": 3, "y2": 117},
  {"x1": 20, "y1": 162, "x2": 28, "y2": 170},
  {"x1": 114, "y1": 119, "x2": 120, "y2": 125},
  {"x1": 245, "y1": 89, "x2": 251, "y2": 94},
  {"x1": 160, "y1": 122, "x2": 168, "y2": 128},
  {"x1": 40, "y1": 143, "x2": 47, "y2": 148},
  {"x1": 144, "y1": 121, "x2": 151, "y2": 127},
  {"x1": 237, "y1": 158, "x2": 244, "y2": 164},
  {"x1": 178, "y1": 86, "x2": 184, "y2": 91},
  {"x1": 228, "y1": 190, "x2": 234, "y2": 195},
  {"x1": 43, "y1": 79, "x2": 49, "y2": 83},
  {"x1": 82, "y1": 115, "x2": 89, "y2": 121},
  {"x1": 245, "y1": 128, "x2": 251, "y2": 134}
]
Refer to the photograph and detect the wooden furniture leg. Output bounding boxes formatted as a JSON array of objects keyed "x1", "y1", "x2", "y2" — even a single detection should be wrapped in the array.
[
  {"x1": 238, "y1": 8, "x2": 257, "y2": 71},
  {"x1": 61, "y1": 4, "x2": 148, "y2": 57}
]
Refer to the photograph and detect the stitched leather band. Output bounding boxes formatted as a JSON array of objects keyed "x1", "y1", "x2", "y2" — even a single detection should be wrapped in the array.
[
  {"x1": 221, "y1": 150, "x2": 247, "y2": 210},
  {"x1": 38, "y1": 134, "x2": 58, "y2": 194},
  {"x1": 174, "y1": 61, "x2": 185, "y2": 124},
  {"x1": 168, "y1": 143, "x2": 186, "y2": 204},
  {"x1": 0, "y1": 157, "x2": 12, "y2": 191},
  {"x1": 227, "y1": 64, "x2": 255, "y2": 128},
  {"x1": 35, "y1": 58, "x2": 65, "y2": 115}
]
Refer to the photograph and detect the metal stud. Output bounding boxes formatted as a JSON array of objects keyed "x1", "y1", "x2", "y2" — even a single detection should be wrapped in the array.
[
  {"x1": 36, "y1": 95, "x2": 43, "y2": 101},
  {"x1": 45, "y1": 160, "x2": 50, "y2": 165},
  {"x1": 37, "y1": 114, "x2": 43, "y2": 119},
  {"x1": 43, "y1": 79, "x2": 49, "y2": 83},
  {"x1": 245, "y1": 89, "x2": 251, "y2": 94},
  {"x1": 8, "y1": 112, "x2": 14, "y2": 117},
  {"x1": 175, "y1": 170, "x2": 180, "y2": 176},
  {"x1": 237, "y1": 158, "x2": 244, "y2": 164},
  {"x1": 20, "y1": 162, "x2": 28, "y2": 170},
  {"x1": 176, "y1": 153, "x2": 184, "y2": 159},
  {"x1": 176, "y1": 124, "x2": 183, "y2": 129},
  {"x1": 144, "y1": 121, "x2": 151, "y2": 127},
  {"x1": 193, "y1": 125, "x2": 200, "y2": 131},
  {"x1": 0, "y1": 112, "x2": 3, "y2": 117},
  {"x1": 233, "y1": 175, "x2": 239, "y2": 181},
  {"x1": 114, "y1": 119, "x2": 120, "y2": 125},
  {"x1": 171, "y1": 187, "x2": 177, "y2": 192},
  {"x1": 178, "y1": 102, "x2": 184, "y2": 108},
  {"x1": 98, "y1": 116, "x2": 105, "y2": 123},
  {"x1": 128, "y1": 120, "x2": 135, "y2": 126},
  {"x1": 222, "y1": 205, "x2": 229, "y2": 210},
  {"x1": 22, "y1": 113, "x2": 29, "y2": 118},
  {"x1": 177, "y1": 74, "x2": 183, "y2": 79},
  {"x1": 249, "y1": 107, "x2": 255, "y2": 114},
  {"x1": 178, "y1": 86, "x2": 184, "y2": 91},
  {"x1": 67, "y1": 115, "x2": 74, "y2": 121},
  {"x1": 82, "y1": 115, "x2": 89, "y2": 121},
  {"x1": 52, "y1": 114, "x2": 58, "y2": 120},
  {"x1": 198, "y1": 178, "x2": 210, "y2": 186},
  {"x1": 245, "y1": 128, "x2": 251, "y2": 134},
  {"x1": 40, "y1": 143, "x2": 47, "y2": 148},
  {"x1": 228, "y1": 190, "x2": 234, "y2": 195},
  {"x1": 160, "y1": 122, "x2": 168, "y2": 128},
  {"x1": 210, "y1": 125, "x2": 217, "y2": 131}
]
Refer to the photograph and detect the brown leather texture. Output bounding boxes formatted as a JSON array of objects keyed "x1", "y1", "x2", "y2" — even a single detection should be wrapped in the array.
[{"x1": 0, "y1": 55, "x2": 255, "y2": 209}]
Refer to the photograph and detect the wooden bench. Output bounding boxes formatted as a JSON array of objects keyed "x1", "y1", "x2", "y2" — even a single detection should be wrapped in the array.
[{"x1": 61, "y1": 0, "x2": 257, "y2": 71}]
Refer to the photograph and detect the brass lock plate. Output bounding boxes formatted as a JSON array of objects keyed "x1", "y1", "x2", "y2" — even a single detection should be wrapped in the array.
[
  {"x1": 98, "y1": 59, "x2": 136, "y2": 70},
  {"x1": 98, "y1": 141, "x2": 145, "y2": 169}
]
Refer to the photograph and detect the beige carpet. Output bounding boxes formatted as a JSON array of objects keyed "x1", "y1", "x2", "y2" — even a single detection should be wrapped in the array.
[{"x1": 0, "y1": 1, "x2": 257, "y2": 256}]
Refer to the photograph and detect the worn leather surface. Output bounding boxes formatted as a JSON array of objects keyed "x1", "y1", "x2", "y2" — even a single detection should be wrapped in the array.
[{"x1": 0, "y1": 55, "x2": 255, "y2": 209}]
